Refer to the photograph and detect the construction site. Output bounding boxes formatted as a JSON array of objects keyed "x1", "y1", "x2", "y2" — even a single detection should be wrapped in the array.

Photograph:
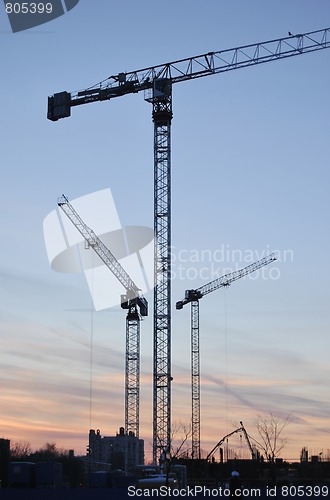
[
  {"x1": 46, "y1": 25, "x2": 329, "y2": 465},
  {"x1": 36, "y1": 26, "x2": 330, "y2": 495},
  {"x1": 2, "y1": 3, "x2": 330, "y2": 498}
]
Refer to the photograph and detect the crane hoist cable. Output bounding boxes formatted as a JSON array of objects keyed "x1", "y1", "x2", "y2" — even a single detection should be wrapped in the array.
[
  {"x1": 89, "y1": 264, "x2": 95, "y2": 431},
  {"x1": 223, "y1": 287, "x2": 229, "y2": 436}
]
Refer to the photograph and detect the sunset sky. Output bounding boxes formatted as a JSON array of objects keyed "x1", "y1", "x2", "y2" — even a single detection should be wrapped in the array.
[{"x1": 1, "y1": 0, "x2": 330, "y2": 463}]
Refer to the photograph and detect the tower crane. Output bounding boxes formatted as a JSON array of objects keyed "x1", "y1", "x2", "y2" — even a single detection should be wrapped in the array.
[
  {"x1": 57, "y1": 195, "x2": 147, "y2": 445},
  {"x1": 206, "y1": 421, "x2": 255, "y2": 462},
  {"x1": 48, "y1": 28, "x2": 330, "y2": 463},
  {"x1": 176, "y1": 253, "x2": 277, "y2": 460}
]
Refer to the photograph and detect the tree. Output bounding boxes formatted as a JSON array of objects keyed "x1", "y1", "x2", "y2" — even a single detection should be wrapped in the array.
[
  {"x1": 30, "y1": 443, "x2": 85, "y2": 487},
  {"x1": 31, "y1": 442, "x2": 68, "y2": 461},
  {"x1": 254, "y1": 412, "x2": 291, "y2": 462},
  {"x1": 170, "y1": 420, "x2": 192, "y2": 459},
  {"x1": 10, "y1": 440, "x2": 32, "y2": 460}
]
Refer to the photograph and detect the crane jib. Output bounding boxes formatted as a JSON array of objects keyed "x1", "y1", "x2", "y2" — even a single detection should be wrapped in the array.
[
  {"x1": 176, "y1": 252, "x2": 277, "y2": 308},
  {"x1": 57, "y1": 195, "x2": 147, "y2": 316},
  {"x1": 48, "y1": 27, "x2": 330, "y2": 121}
]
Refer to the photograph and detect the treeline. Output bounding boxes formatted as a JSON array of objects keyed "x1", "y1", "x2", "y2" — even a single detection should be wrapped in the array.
[{"x1": 8, "y1": 441, "x2": 85, "y2": 488}]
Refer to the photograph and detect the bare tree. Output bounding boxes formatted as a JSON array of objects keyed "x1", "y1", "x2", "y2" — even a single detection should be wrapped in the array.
[
  {"x1": 10, "y1": 440, "x2": 32, "y2": 459},
  {"x1": 158, "y1": 420, "x2": 192, "y2": 488},
  {"x1": 170, "y1": 420, "x2": 192, "y2": 459},
  {"x1": 254, "y1": 412, "x2": 291, "y2": 462}
]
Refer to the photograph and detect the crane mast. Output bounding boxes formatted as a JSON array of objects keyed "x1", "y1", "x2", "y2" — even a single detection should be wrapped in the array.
[
  {"x1": 48, "y1": 28, "x2": 330, "y2": 464},
  {"x1": 149, "y1": 81, "x2": 173, "y2": 462},
  {"x1": 176, "y1": 253, "x2": 277, "y2": 460},
  {"x1": 190, "y1": 299, "x2": 200, "y2": 460},
  {"x1": 58, "y1": 195, "x2": 147, "y2": 458}
]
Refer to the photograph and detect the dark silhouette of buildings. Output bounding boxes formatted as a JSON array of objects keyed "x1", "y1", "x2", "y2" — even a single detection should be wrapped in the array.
[
  {"x1": 0, "y1": 438, "x2": 10, "y2": 487},
  {"x1": 88, "y1": 428, "x2": 144, "y2": 473}
]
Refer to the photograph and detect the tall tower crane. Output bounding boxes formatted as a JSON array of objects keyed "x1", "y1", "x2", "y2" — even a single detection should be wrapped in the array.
[
  {"x1": 176, "y1": 253, "x2": 277, "y2": 460},
  {"x1": 48, "y1": 28, "x2": 330, "y2": 463},
  {"x1": 57, "y1": 195, "x2": 148, "y2": 445}
]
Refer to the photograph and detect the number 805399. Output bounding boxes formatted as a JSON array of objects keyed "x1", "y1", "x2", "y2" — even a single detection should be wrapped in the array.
[
  {"x1": 281, "y1": 485, "x2": 329, "y2": 497},
  {"x1": 5, "y1": 3, "x2": 53, "y2": 14}
]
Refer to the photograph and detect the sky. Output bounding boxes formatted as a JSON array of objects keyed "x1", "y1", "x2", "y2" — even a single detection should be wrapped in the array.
[{"x1": 1, "y1": 0, "x2": 330, "y2": 463}]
